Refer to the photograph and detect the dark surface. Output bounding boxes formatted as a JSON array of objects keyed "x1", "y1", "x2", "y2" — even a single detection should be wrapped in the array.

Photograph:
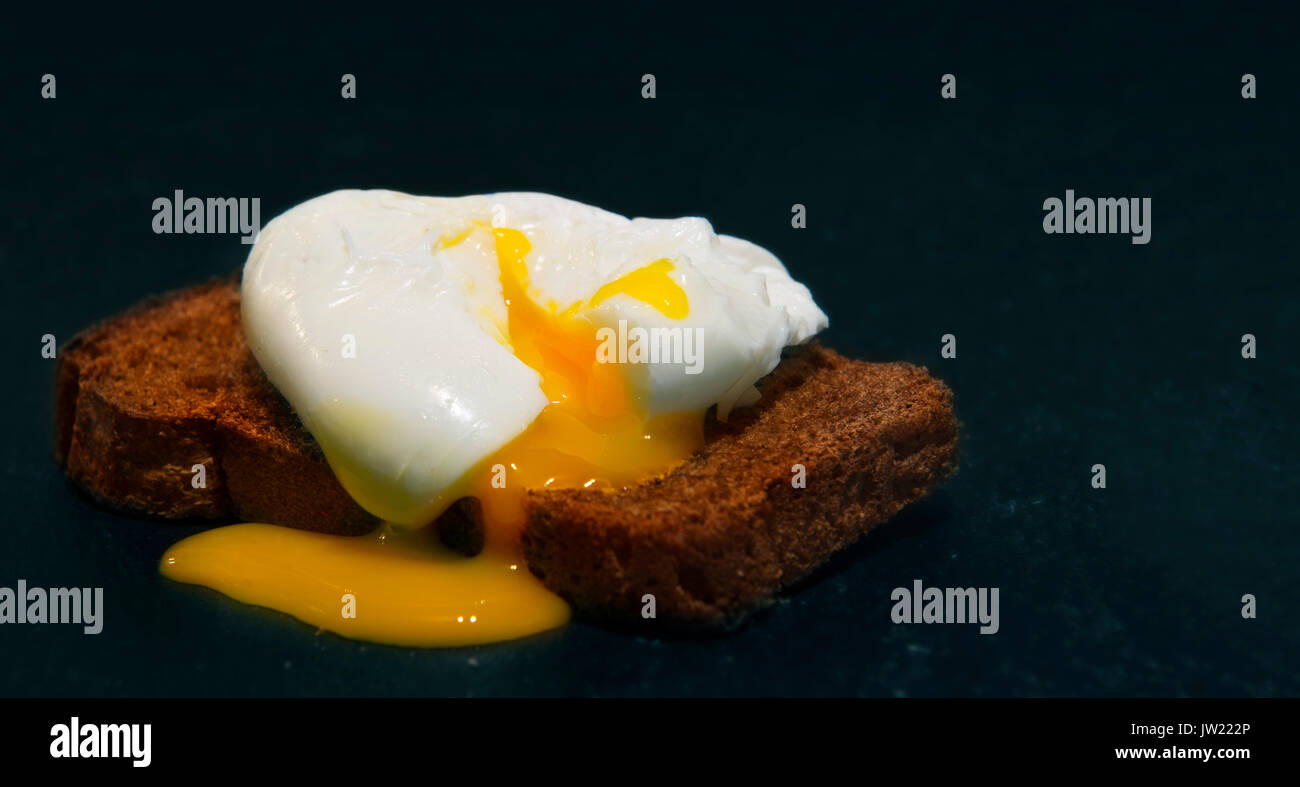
[{"x1": 1, "y1": 7, "x2": 1296, "y2": 696}]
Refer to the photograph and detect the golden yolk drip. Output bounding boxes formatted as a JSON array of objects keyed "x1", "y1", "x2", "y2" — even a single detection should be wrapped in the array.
[
  {"x1": 161, "y1": 524, "x2": 569, "y2": 647},
  {"x1": 470, "y1": 228, "x2": 702, "y2": 547},
  {"x1": 160, "y1": 222, "x2": 703, "y2": 647}
]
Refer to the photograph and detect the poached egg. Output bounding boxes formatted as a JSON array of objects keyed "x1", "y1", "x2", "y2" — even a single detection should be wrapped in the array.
[{"x1": 161, "y1": 190, "x2": 828, "y2": 646}]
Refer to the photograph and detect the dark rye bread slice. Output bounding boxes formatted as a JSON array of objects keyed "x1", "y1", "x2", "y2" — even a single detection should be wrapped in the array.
[
  {"x1": 522, "y1": 345, "x2": 958, "y2": 626},
  {"x1": 54, "y1": 277, "x2": 378, "y2": 534},
  {"x1": 55, "y1": 279, "x2": 958, "y2": 626}
]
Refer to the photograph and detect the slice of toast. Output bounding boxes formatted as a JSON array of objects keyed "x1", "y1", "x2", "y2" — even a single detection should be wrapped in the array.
[
  {"x1": 54, "y1": 279, "x2": 958, "y2": 626},
  {"x1": 54, "y1": 277, "x2": 378, "y2": 535}
]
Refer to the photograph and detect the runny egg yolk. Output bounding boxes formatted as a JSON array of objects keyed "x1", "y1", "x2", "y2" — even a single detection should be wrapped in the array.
[
  {"x1": 161, "y1": 224, "x2": 705, "y2": 647},
  {"x1": 471, "y1": 227, "x2": 703, "y2": 549}
]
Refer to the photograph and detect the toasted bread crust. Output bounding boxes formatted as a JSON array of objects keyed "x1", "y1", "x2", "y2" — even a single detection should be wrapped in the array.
[{"x1": 55, "y1": 281, "x2": 958, "y2": 625}]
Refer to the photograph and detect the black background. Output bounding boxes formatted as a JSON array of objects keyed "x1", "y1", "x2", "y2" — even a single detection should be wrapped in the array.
[{"x1": 1, "y1": 6, "x2": 1296, "y2": 696}]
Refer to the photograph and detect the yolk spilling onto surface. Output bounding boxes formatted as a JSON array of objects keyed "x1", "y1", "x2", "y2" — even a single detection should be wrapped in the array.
[
  {"x1": 159, "y1": 523, "x2": 569, "y2": 648},
  {"x1": 161, "y1": 223, "x2": 705, "y2": 647}
]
